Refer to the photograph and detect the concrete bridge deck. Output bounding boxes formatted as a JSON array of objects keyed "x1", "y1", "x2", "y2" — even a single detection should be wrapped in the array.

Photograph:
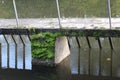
[{"x1": 0, "y1": 18, "x2": 120, "y2": 29}]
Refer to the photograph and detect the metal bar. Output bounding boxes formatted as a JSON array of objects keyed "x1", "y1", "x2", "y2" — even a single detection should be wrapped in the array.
[
  {"x1": 55, "y1": 0, "x2": 61, "y2": 28},
  {"x1": 107, "y1": 0, "x2": 112, "y2": 29},
  {"x1": 13, "y1": 0, "x2": 19, "y2": 27}
]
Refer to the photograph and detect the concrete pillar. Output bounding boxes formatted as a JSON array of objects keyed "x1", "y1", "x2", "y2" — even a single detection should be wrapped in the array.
[{"x1": 55, "y1": 36, "x2": 70, "y2": 64}]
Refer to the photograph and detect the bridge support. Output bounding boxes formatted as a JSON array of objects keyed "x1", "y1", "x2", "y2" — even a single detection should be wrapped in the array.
[{"x1": 55, "y1": 36, "x2": 70, "y2": 64}]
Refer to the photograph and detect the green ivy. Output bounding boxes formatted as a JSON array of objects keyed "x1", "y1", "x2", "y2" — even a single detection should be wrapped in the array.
[
  {"x1": 31, "y1": 32, "x2": 61, "y2": 60},
  {"x1": 31, "y1": 31, "x2": 105, "y2": 60}
]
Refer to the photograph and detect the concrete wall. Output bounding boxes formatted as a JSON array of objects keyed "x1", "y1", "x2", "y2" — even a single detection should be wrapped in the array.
[{"x1": 55, "y1": 36, "x2": 70, "y2": 64}]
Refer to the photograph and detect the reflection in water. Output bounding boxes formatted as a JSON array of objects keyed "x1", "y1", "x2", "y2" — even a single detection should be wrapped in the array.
[
  {"x1": 68, "y1": 37, "x2": 79, "y2": 74},
  {"x1": 99, "y1": 37, "x2": 112, "y2": 76},
  {"x1": 90, "y1": 49, "x2": 100, "y2": 76},
  {"x1": 0, "y1": 51, "x2": 120, "y2": 80},
  {"x1": 1, "y1": 37, "x2": 120, "y2": 80},
  {"x1": 80, "y1": 48, "x2": 89, "y2": 75},
  {"x1": 101, "y1": 49, "x2": 111, "y2": 76},
  {"x1": 112, "y1": 49, "x2": 120, "y2": 77},
  {"x1": 70, "y1": 48, "x2": 120, "y2": 78},
  {"x1": 68, "y1": 37, "x2": 120, "y2": 79},
  {"x1": 70, "y1": 47, "x2": 78, "y2": 74}
]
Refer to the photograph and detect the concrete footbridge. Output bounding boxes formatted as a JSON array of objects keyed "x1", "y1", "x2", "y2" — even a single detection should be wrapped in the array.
[{"x1": 0, "y1": 29, "x2": 120, "y2": 71}]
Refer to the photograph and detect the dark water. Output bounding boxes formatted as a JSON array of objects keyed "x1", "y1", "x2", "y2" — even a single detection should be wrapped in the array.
[
  {"x1": 1, "y1": 36, "x2": 120, "y2": 80},
  {"x1": 1, "y1": 49, "x2": 120, "y2": 80},
  {"x1": 0, "y1": 66, "x2": 56, "y2": 80}
]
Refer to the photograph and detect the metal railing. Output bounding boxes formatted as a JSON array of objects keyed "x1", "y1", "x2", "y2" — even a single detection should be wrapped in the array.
[{"x1": 11, "y1": 0, "x2": 112, "y2": 29}]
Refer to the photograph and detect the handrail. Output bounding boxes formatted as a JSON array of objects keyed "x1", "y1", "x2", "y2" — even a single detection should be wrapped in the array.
[{"x1": 10, "y1": 0, "x2": 112, "y2": 29}]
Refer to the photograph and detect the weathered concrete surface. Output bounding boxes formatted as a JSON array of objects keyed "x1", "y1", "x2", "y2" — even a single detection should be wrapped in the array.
[
  {"x1": 0, "y1": 18, "x2": 120, "y2": 29},
  {"x1": 55, "y1": 36, "x2": 70, "y2": 64}
]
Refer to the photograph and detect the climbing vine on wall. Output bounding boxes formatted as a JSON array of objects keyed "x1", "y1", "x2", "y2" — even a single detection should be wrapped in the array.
[
  {"x1": 31, "y1": 30, "x2": 106, "y2": 60},
  {"x1": 31, "y1": 32, "x2": 61, "y2": 60}
]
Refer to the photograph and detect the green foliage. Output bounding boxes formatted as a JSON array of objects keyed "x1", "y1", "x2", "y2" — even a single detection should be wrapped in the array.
[
  {"x1": 31, "y1": 31, "x2": 89, "y2": 60},
  {"x1": 31, "y1": 30, "x2": 109, "y2": 60},
  {"x1": 31, "y1": 32, "x2": 61, "y2": 60},
  {"x1": 93, "y1": 31, "x2": 103, "y2": 40}
]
